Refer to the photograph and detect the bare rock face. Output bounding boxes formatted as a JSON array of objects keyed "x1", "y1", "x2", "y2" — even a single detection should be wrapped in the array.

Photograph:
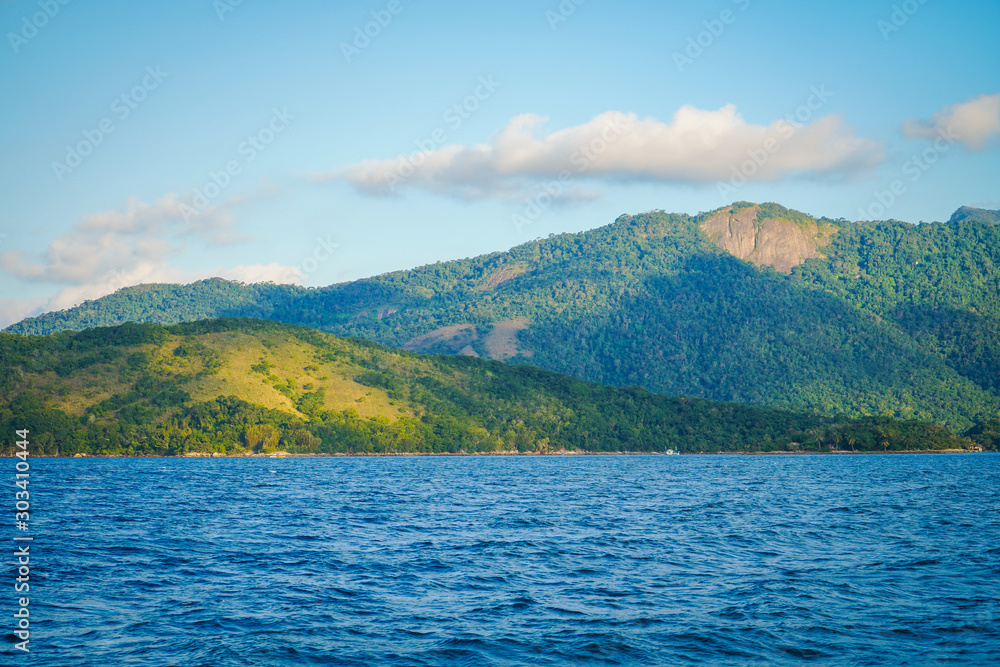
[
  {"x1": 703, "y1": 206, "x2": 759, "y2": 258},
  {"x1": 403, "y1": 324, "x2": 477, "y2": 355},
  {"x1": 403, "y1": 319, "x2": 532, "y2": 359},
  {"x1": 700, "y1": 205, "x2": 831, "y2": 273}
]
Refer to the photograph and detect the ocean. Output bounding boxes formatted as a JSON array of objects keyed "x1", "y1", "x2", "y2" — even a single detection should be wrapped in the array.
[{"x1": 7, "y1": 453, "x2": 999, "y2": 665}]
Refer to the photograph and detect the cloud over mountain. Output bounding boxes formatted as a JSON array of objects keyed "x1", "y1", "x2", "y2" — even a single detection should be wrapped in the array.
[
  {"x1": 326, "y1": 105, "x2": 884, "y2": 201},
  {"x1": 0, "y1": 193, "x2": 301, "y2": 327}
]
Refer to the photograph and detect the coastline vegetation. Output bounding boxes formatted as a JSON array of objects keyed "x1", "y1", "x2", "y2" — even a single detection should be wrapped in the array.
[{"x1": 0, "y1": 319, "x2": 986, "y2": 458}]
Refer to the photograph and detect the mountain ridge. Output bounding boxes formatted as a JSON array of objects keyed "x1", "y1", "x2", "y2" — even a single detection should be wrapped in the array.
[
  {"x1": 949, "y1": 206, "x2": 1000, "y2": 225},
  {"x1": 7, "y1": 202, "x2": 1000, "y2": 431}
]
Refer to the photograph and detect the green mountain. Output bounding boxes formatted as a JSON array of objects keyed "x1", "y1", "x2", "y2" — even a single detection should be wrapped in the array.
[
  {"x1": 0, "y1": 319, "x2": 976, "y2": 457},
  {"x1": 949, "y1": 206, "x2": 1000, "y2": 225},
  {"x1": 8, "y1": 202, "x2": 1000, "y2": 431}
]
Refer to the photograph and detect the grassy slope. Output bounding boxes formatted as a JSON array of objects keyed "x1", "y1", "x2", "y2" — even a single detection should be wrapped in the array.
[{"x1": 0, "y1": 319, "x2": 979, "y2": 457}]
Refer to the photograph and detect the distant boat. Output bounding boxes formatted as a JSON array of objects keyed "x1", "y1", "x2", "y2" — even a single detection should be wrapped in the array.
[{"x1": 664, "y1": 448, "x2": 679, "y2": 455}]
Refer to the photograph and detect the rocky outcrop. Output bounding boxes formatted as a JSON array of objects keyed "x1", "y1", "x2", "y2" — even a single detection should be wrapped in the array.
[{"x1": 700, "y1": 204, "x2": 833, "y2": 273}]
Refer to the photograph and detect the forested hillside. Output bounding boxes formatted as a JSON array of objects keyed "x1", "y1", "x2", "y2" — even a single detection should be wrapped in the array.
[
  {"x1": 7, "y1": 203, "x2": 1000, "y2": 430},
  {"x1": 0, "y1": 319, "x2": 978, "y2": 457},
  {"x1": 950, "y1": 206, "x2": 1000, "y2": 225}
]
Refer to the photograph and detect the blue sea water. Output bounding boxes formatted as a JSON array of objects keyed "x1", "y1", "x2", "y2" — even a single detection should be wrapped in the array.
[{"x1": 5, "y1": 453, "x2": 1000, "y2": 666}]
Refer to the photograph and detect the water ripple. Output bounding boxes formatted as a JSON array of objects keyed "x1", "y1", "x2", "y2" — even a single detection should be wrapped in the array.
[{"x1": 7, "y1": 454, "x2": 1000, "y2": 665}]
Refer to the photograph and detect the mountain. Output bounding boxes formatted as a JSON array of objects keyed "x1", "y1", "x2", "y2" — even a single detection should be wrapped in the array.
[
  {"x1": 949, "y1": 206, "x2": 1000, "y2": 225},
  {"x1": 7, "y1": 202, "x2": 1000, "y2": 431},
  {"x1": 5, "y1": 280, "x2": 306, "y2": 333},
  {"x1": 0, "y1": 319, "x2": 976, "y2": 457}
]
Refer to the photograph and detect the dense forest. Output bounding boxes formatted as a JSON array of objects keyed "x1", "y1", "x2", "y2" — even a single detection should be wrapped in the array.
[
  {"x1": 7, "y1": 202, "x2": 1000, "y2": 431},
  {"x1": 0, "y1": 319, "x2": 981, "y2": 457}
]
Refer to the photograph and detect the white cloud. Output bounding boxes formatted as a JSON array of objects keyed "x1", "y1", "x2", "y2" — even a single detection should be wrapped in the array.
[
  {"x1": 0, "y1": 261, "x2": 302, "y2": 329},
  {"x1": 1, "y1": 193, "x2": 239, "y2": 284},
  {"x1": 0, "y1": 193, "x2": 302, "y2": 328},
  {"x1": 76, "y1": 192, "x2": 223, "y2": 233},
  {"x1": 903, "y1": 93, "x2": 1000, "y2": 151},
  {"x1": 320, "y1": 106, "x2": 883, "y2": 200},
  {"x1": 0, "y1": 298, "x2": 47, "y2": 330},
  {"x1": 216, "y1": 263, "x2": 302, "y2": 284},
  {"x1": 45, "y1": 262, "x2": 301, "y2": 311}
]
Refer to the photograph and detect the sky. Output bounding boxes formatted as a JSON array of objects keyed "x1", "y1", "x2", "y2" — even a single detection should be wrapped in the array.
[{"x1": 1, "y1": 0, "x2": 998, "y2": 328}]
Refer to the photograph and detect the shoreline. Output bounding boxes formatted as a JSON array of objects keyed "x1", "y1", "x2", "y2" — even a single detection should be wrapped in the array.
[{"x1": 37, "y1": 448, "x2": 992, "y2": 459}]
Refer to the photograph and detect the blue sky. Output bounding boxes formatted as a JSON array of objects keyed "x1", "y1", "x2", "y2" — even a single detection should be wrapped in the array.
[{"x1": 1, "y1": 0, "x2": 998, "y2": 327}]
